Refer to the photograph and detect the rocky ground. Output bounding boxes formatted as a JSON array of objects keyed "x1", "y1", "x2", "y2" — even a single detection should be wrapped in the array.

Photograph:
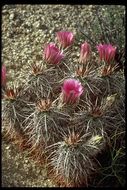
[
  {"x1": 2, "y1": 139, "x2": 56, "y2": 187},
  {"x1": 2, "y1": 4, "x2": 125, "y2": 187}
]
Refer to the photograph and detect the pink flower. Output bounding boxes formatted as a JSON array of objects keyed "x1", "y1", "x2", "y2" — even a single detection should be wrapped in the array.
[
  {"x1": 43, "y1": 43, "x2": 64, "y2": 65},
  {"x1": 61, "y1": 79, "x2": 83, "y2": 104},
  {"x1": 2, "y1": 64, "x2": 6, "y2": 87},
  {"x1": 96, "y1": 44, "x2": 116, "y2": 64},
  {"x1": 56, "y1": 31, "x2": 74, "y2": 48},
  {"x1": 79, "y1": 42, "x2": 91, "y2": 63}
]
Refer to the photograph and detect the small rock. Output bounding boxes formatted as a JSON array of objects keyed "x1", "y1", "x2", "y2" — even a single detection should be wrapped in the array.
[
  {"x1": 6, "y1": 146, "x2": 10, "y2": 150},
  {"x1": 9, "y1": 13, "x2": 14, "y2": 20},
  {"x1": 34, "y1": 21, "x2": 40, "y2": 28},
  {"x1": 25, "y1": 159, "x2": 29, "y2": 163}
]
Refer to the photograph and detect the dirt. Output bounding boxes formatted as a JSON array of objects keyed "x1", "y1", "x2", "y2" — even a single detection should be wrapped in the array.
[{"x1": 2, "y1": 138, "x2": 55, "y2": 187}]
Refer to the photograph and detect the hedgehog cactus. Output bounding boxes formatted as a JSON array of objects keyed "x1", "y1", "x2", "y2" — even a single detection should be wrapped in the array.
[
  {"x1": 46, "y1": 134, "x2": 104, "y2": 187},
  {"x1": 43, "y1": 43, "x2": 64, "y2": 65},
  {"x1": 56, "y1": 31, "x2": 74, "y2": 49},
  {"x1": 2, "y1": 83, "x2": 34, "y2": 149},
  {"x1": 61, "y1": 78, "x2": 83, "y2": 104},
  {"x1": 2, "y1": 29, "x2": 125, "y2": 187},
  {"x1": 79, "y1": 41, "x2": 91, "y2": 64}
]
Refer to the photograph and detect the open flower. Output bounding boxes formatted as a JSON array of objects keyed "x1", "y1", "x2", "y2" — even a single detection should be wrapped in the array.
[
  {"x1": 79, "y1": 42, "x2": 91, "y2": 64},
  {"x1": 56, "y1": 31, "x2": 74, "y2": 48},
  {"x1": 43, "y1": 43, "x2": 64, "y2": 65},
  {"x1": 61, "y1": 78, "x2": 83, "y2": 104},
  {"x1": 97, "y1": 44, "x2": 116, "y2": 64},
  {"x1": 2, "y1": 64, "x2": 6, "y2": 87}
]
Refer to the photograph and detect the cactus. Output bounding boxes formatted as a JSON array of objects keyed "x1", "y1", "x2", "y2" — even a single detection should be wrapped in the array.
[
  {"x1": 2, "y1": 83, "x2": 34, "y2": 149},
  {"x1": 45, "y1": 124, "x2": 106, "y2": 187},
  {"x1": 2, "y1": 25, "x2": 125, "y2": 187}
]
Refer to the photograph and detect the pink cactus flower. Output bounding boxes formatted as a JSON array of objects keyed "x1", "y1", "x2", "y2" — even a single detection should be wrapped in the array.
[
  {"x1": 61, "y1": 78, "x2": 83, "y2": 104},
  {"x1": 2, "y1": 64, "x2": 6, "y2": 87},
  {"x1": 79, "y1": 42, "x2": 91, "y2": 63},
  {"x1": 43, "y1": 43, "x2": 64, "y2": 65},
  {"x1": 56, "y1": 31, "x2": 74, "y2": 48},
  {"x1": 96, "y1": 44, "x2": 116, "y2": 64}
]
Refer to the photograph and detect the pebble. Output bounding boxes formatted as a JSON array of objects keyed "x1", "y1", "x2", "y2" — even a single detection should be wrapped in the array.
[
  {"x1": 9, "y1": 13, "x2": 14, "y2": 20},
  {"x1": 5, "y1": 146, "x2": 10, "y2": 150}
]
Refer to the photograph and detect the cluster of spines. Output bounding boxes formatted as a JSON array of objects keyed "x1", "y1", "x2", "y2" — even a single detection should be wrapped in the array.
[{"x1": 2, "y1": 30, "x2": 125, "y2": 187}]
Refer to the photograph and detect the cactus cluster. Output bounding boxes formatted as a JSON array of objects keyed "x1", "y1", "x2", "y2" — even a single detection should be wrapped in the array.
[{"x1": 2, "y1": 30, "x2": 125, "y2": 187}]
